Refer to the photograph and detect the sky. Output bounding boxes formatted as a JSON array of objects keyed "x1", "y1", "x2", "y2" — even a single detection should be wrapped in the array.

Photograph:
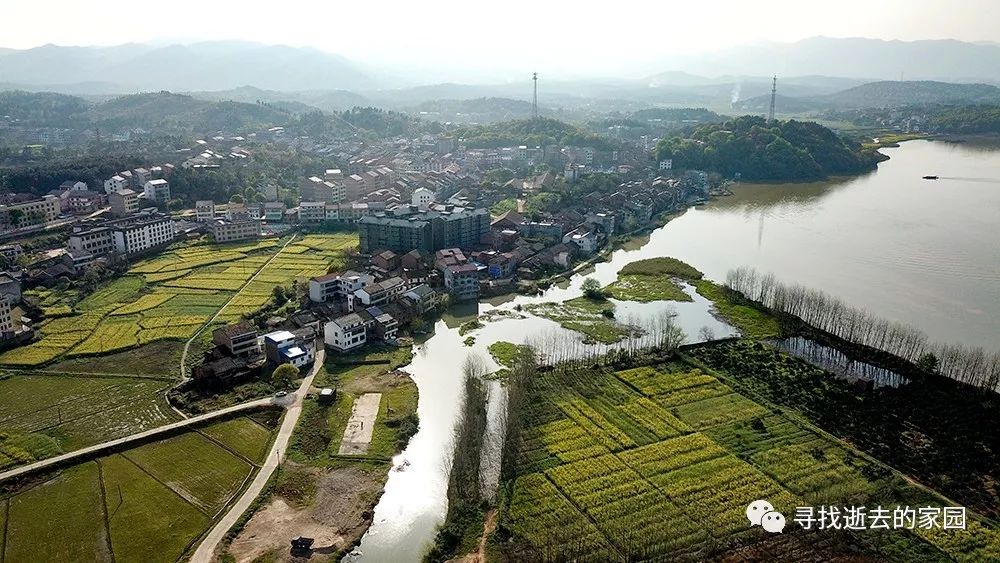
[{"x1": 4, "y1": 0, "x2": 1000, "y2": 77}]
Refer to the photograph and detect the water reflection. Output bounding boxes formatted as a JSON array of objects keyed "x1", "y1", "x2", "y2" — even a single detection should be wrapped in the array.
[{"x1": 769, "y1": 336, "x2": 908, "y2": 389}]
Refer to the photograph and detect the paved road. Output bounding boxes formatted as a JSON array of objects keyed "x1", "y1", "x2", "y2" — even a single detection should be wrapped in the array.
[
  {"x1": 190, "y1": 347, "x2": 326, "y2": 563},
  {"x1": 0, "y1": 397, "x2": 275, "y2": 483}
]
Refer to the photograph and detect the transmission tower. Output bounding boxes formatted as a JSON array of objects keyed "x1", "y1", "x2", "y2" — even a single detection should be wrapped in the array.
[
  {"x1": 767, "y1": 75, "x2": 777, "y2": 124},
  {"x1": 532, "y1": 72, "x2": 538, "y2": 119}
]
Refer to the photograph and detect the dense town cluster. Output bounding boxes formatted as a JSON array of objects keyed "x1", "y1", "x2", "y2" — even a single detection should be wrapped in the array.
[{"x1": 0, "y1": 118, "x2": 717, "y2": 383}]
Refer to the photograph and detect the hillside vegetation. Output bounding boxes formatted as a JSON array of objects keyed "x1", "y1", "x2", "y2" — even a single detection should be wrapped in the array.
[
  {"x1": 0, "y1": 90, "x2": 440, "y2": 138},
  {"x1": 927, "y1": 105, "x2": 1000, "y2": 134},
  {"x1": 453, "y1": 117, "x2": 613, "y2": 150},
  {"x1": 656, "y1": 115, "x2": 881, "y2": 181},
  {"x1": 824, "y1": 80, "x2": 1000, "y2": 108}
]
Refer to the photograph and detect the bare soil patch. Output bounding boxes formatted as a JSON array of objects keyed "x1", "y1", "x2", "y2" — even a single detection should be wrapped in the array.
[{"x1": 227, "y1": 463, "x2": 386, "y2": 562}]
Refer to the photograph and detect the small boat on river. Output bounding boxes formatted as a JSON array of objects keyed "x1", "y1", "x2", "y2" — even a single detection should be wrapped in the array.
[{"x1": 922, "y1": 175, "x2": 939, "y2": 180}]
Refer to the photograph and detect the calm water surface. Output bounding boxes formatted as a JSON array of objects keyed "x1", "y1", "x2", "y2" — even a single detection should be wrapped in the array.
[
  {"x1": 652, "y1": 140, "x2": 1000, "y2": 350},
  {"x1": 348, "y1": 139, "x2": 1000, "y2": 561}
]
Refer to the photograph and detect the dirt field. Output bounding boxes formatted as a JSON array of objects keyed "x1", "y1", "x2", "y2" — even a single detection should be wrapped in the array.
[
  {"x1": 227, "y1": 463, "x2": 387, "y2": 562},
  {"x1": 338, "y1": 393, "x2": 382, "y2": 455}
]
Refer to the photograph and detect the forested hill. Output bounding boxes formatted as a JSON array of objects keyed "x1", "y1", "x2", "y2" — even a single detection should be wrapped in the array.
[
  {"x1": 655, "y1": 115, "x2": 881, "y2": 181},
  {"x1": 0, "y1": 90, "x2": 441, "y2": 138},
  {"x1": 452, "y1": 117, "x2": 613, "y2": 150},
  {"x1": 825, "y1": 81, "x2": 1000, "y2": 108}
]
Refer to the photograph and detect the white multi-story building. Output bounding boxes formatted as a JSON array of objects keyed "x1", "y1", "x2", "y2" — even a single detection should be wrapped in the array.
[
  {"x1": 411, "y1": 187, "x2": 435, "y2": 208},
  {"x1": 67, "y1": 213, "x2": 175, "y2": 259},
  {"x1": 263, "y1": 330, "x2": 315, "y2": 368},
  {"x1": 143, "y1": 179, "x2": 171, "y2": 202},
  {"x1": 353, "y1": 276, "x2": 407, "y2": 308},
  {"x1": 208, "y1": 218, "x2": 261, "y2": 243},
  {"x1": 263, "y1": 202, "x2": 286, "y2": 222},
  {"x1": 195, "y1": 200, "x2": 216, "y2": 222},
  {"x1": 68, "y1": 227, "x2": 116, "y2": 257},
  {"x1": 104, "y1": 175, "x2": 130, "y2": 194},
  {"x1": 324, "y1": 313, "x2": 368, "y2": 352},
  {"x1": 0, "y1": 297, "x2": 13, "y2": 336},
  {"x1": 298, "y1": 201, "x2": 326, "y2": 224},
  {"x1": 308, "y1": 270, "x2": 374, "y2": 303},
  {"x1": 112, "y1": 216, "x2": 175, "y2": 255},
  {"x1": 443, "y1": 264, "x2": 480, "y2": 301}
]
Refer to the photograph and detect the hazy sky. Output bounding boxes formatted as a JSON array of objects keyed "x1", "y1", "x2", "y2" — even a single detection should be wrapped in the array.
[{"x1": 5, "y1": 0, "x2": 1000, "y2": 76}]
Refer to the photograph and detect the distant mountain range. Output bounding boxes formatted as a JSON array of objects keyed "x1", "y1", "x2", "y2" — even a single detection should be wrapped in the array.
[
  {"x1": 0, "y1": 41, "x2": 373, "y2": 93},
  {"x1": 657, "y1": 37, "x2": 1000, "y2": 83},
  {"x1": 6, "y1": 37, "x2": 1000, "y2": 119},
  {"x1": 736, "y1": 81, "x2": 1000, "y2": 112}
]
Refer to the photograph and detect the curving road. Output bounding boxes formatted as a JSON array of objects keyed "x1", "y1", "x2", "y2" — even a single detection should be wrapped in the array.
[
  {"x1": 0, "y1": 397, "x2": 275, "y2": 483},
  {"x1": 190, "y1": 346, "x2": 325, "y2": 563}
]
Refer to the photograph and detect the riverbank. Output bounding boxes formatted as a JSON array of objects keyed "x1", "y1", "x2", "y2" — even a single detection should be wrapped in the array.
[{"x1": 219, "y1": 346, "x2": 418, "y2": 562}]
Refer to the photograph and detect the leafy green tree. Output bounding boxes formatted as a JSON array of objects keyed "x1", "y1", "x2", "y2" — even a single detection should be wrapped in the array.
[
  {"x1": 916, "y1": 352, "x2": 940, "y2": 374},
  {"x1": 581, "y1": 277, "x2": 605, "y2": 300},
  {"x1": 272, "y1": 363, "x2": 299, "y2": 386}
]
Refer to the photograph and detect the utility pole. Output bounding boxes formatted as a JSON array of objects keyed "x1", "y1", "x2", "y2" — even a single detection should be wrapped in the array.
[
  {"x1": 532, "y1": 72, "x2": 538, "y2": 119},
  {"x1": 767, "y1": 75, "x2": 777, "y2": 124}
]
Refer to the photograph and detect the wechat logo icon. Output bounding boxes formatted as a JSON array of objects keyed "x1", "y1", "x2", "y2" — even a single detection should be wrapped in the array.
[{"x1": 747, "y1": 499, "x2": 785, "y2": 533}]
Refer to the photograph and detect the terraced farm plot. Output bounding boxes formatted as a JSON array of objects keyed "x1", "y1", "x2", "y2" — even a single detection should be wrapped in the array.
[
  {"x1": 0, "y1": 233, "x2": 357, "y2": 368},
  {"x1": 201, "y1": 416, "x2": 273, "y2": 463},
  {"x1": 101, "y1": 453, "x2": 210, "y2": 563},
  {"x1": 502, "y1": 355, "x2": 991, "y2": 561},
  {"x1": 671, "y1": 392, "x2": 770, "y2": 429},
  {"x1": 0, "y1": 375, "x2": 177, "y2": 462},
  {"x1": 4, "y1": 463, "x2": 109, "y2": 563},
  {"x1": 124, "y1": 431, "x2": 253, "y2": 514},
  {"x1": 0, "y1": 417, "x2": 275, "y2": 563}
]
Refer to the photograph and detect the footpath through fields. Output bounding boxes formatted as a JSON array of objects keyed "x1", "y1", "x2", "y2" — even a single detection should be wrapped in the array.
[
  {"x1": 179, "y1": 234, "x2": 299, "y2": 379},
  {"x1": 190, "y1": 347, "x2": 326, "y2": 563},
  {"x1": 0, "y1": 396, "x2": 274, "y2": 483}
]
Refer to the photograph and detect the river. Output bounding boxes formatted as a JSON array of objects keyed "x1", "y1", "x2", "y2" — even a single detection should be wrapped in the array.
[{"x1": 348, "y1": 139, "x2": 1000, "y2": 561}]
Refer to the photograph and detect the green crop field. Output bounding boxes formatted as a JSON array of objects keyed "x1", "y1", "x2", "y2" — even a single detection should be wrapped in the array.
[
  {"x1": 1, "y1": 233, "x2": 358, "y2": 368},
  {"x1": 0, "y1": 374, "x2": 178, "y2": 467},
  {"x1": 503, "y1": 352, "x2": 999, "y2": 561},
  {"x1": 4, "y1": 463, "x2": 109, "y2": 562},
  {"x1": 0, "y1": 415, "x2": 276, "y2": 563},
  {"x1": 201, "y1": 416, "x2": 274, "y2": 463},
  {"x1": 123, "y1": 431, "x2": 253, "y2": 514}
]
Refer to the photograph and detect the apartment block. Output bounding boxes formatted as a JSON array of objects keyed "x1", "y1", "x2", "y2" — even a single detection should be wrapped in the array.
[
  {"x1": 298, "y1": 201, "x2": 327, "y2": 223},
  {"x1": 0, "y1": 195, "x2": 61, "y2": 231},
  {"x1": 208, "y1": 217, "x2": 261, "y2": 243},
  {"x1": 109, "y1": 189, "x2": 139, "y2": 216},
  {"x1": 357, "y1": 205, "x2": 489, "y2": 253},
  {"x1": 143, "y1": 179, "x2": 171, "y2": 202},
  {"x1": 300, "y1": 176, "x2": 346, "y2": 203}
]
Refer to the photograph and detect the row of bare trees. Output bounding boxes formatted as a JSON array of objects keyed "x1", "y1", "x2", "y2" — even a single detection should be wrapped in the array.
[
  {"x1": 428, "y1": 355, "x2": 491, "y2": 561},
  {"x1": 725, "y1": 266, "x2": 1000, "y2": 392}
]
